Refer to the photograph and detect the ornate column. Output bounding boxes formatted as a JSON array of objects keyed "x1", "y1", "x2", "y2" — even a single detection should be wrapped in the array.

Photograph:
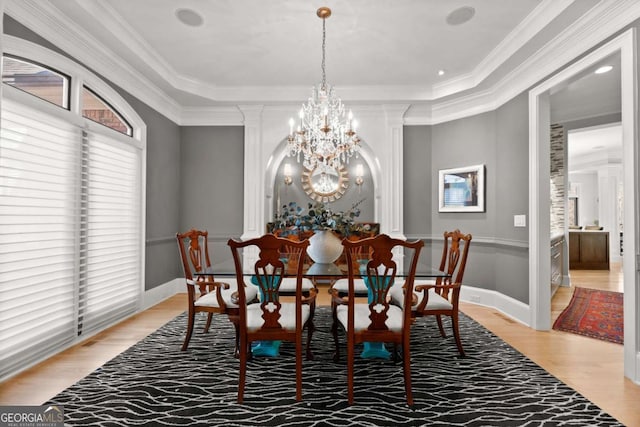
[
  {"x1": 383, "y1": 104, "x2": 409, "y2": 240},
  {"x1": 238, "y1": 105, "x2": 264, "y2": 240}
]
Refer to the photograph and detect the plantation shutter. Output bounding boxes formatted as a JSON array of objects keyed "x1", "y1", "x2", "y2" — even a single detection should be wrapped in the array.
[
  {"x1": 77, "y1": 129, "x2": 142, "y2": 335},
  {"x1": 0, "y1": 100, "x2": 81, "y2": 378}
]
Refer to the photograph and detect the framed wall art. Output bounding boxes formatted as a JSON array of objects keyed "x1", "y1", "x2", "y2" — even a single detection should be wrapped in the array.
[{"x1": 438, "y1": 164, "x2": 485, "y2": 212}]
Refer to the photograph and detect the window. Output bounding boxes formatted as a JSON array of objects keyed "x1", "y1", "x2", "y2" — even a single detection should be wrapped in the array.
[
  {"x1": 0, "y1": 100, "x2": 80, "y2": 377},
  {"x1": 1, "y1": 55, "x2": 70, "y2": 109},
  {"x1": 0, "y1": 43, "x2": 144, "y2": 380},
  {"x1": 82, "y1": 86, "x2": 132, "y2": 136}
]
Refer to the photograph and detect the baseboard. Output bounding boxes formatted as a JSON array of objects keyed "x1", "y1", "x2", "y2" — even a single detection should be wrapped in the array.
[
  {"x1": 142, "y1": 278, "x2": 183, "y2": 310},
  {"x1": 460, "y1": 285, "x2": 531, "y2": 326}
]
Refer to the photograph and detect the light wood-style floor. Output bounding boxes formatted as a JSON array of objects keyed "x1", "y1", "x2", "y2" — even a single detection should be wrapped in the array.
[{"x1": 2, "y1": 265, "x2": 639, "y2": 425}]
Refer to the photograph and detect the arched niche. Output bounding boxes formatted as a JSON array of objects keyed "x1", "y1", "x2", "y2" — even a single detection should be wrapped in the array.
[{"x1": 265, "y1": 137, "x2": 380, "y2": 224}]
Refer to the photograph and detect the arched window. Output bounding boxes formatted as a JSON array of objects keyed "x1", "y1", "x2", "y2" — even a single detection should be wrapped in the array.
[
  {"x1": 0, "y1": 38, "x2": 146, "y2": 380},
  {"x1": 1, "y1": 54, "x2": 70, "y2": 109},
  {"x1": 82, "y1": 85, "x2": 132, "y2": 136}
]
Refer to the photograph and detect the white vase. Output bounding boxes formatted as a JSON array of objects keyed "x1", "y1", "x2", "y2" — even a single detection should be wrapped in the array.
[{"x1": 307, "y1": 230, "x2": 343, "y2": 263}]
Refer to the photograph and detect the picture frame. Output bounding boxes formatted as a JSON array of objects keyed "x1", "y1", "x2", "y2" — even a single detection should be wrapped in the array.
[{"x1": 438, "y1": 164, "x2": 485, "y2": 212}]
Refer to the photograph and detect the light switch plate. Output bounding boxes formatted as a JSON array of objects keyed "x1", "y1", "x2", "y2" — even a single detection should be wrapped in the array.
[{"x1": 514, "y1": 214, "x2": 527, "y2": 227}]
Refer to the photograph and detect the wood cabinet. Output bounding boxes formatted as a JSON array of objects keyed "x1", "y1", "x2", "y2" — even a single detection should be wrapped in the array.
[
  {"x1": 550, "y1": 235, "x2": 564, "y2": 296},
  {"x1": 569, "y1": 231, "x2": 609, "y2": 270}
]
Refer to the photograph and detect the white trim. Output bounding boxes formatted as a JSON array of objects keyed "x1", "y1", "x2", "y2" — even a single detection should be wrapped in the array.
[
  {"x1": 142, "y1": 279, "x2": 184, "y2": 310},
  {"x1": 529, "y1": 29, "x2": 639, "y2": 383},
  {"x1": 460, "y1": 286, "x2": 531, "y2": 327}
]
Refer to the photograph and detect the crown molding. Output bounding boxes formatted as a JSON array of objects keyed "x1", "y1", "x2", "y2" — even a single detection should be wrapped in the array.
[
  {"x1": 431, "y1": 0, "x2": 574, "y2": 99},
  {"x1": 5, "y1": 0, "x2": 640, "y2": 126},
  {"x1": 74, "y1": 1, "x2": 177, "y2": 84},
  {"x1": 420, "y1": 0, "x2": 640, "y2": 125},
  {"x1": 4, "y1": 0, "x2": 183, "y2": 123}
]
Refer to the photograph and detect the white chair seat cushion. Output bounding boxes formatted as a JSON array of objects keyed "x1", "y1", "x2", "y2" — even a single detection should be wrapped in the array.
[
  {"x1": 194, "y1": 278, "x2": 259, "y2": 309},
  {"x1": 336, "y1": 303, "x2": 404, "y2": 332},
  {"x1": 278, "y1": 277, "x2": 315, "y2": 293},
  {"x1": 331, "y1": 278, "x2": 369, "y2": 294},
  {"x1": 246, "y1": 302, "x2": 311, "y2": 332},
  {"x1": 389, "y1": 282, "x2": 453, "y2": 311}
]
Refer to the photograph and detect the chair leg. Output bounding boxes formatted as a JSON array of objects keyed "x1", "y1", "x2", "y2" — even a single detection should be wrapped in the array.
[
  {"x1": 436, "y1": 314, "x2": 446, "y2": 337},
  {"x1": 181, "y1": 308, "x2": 196, "y2": 351},
  {"x1": 402, "y1": 337, "x2": 413, "y2": 406},
  {"x1": 232, "y1": 322, "x2": 240, "y2": 358},
  {"x1": 237, "y1": 339, "x2": 247, "y2": 403},
  {"x1": 296, "y1": 337, "x2": 303, "y2": 401},
  {"x1": 347, "y1": 335, "x2": 354, "y2": 405},
  {"x1": 305, "y1": 320, "x2": 315, "y2": 360},
  {"x1": 203, "y1": 313, "x2": 213, "y2": 333},
  {"x1": 451, "y1": 313, "x2": 466, "y2": 357},
  {"x1": 331, "y1": 311, "x2": 340, "y2": 362}
]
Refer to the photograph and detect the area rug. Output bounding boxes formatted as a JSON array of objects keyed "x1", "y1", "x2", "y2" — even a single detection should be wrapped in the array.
[
  {"x1": 48, "y1": 307, "x2": 621, "y2": 426},
  {"x1": 553, "y1": 287, "x2": 623, "y2": 344}
]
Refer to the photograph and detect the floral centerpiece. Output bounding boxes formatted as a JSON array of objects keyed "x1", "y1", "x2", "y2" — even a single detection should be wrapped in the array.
[{"x1": 272, "y1": 199, "x2": 365, "y2": 237}]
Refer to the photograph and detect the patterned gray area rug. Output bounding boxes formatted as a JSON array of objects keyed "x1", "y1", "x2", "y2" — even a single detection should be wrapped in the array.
[{"x1": 49, "y1": 307, "x2": 621, "y2": 426}]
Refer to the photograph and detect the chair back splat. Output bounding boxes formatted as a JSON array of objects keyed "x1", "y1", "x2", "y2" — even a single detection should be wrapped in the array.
[
  {"x1": 228, "y1": 234, "x2": 316, "y2": 403},
  {"x1": 330, "y1": 234, "x2": 423, "y2": 405}
]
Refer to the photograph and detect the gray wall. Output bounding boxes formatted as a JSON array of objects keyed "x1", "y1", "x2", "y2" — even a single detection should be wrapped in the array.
[
  {"x1": 179, "y1": 126, "x2": 244, "y2": 263},
  {"x1": 403, "y1": 125, "x2": 433, "y2": 237},
  {"x1": 493, "y1": 93, "x2": 530, "y2": 302},
  {"x1": 402, "y1": 94, "x2": 530, "y2": 303}
]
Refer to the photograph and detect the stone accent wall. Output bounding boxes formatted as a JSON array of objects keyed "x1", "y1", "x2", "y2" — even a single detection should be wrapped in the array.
[{"x1": 550, "y1": 124, "x2": 565, "y2": 234}]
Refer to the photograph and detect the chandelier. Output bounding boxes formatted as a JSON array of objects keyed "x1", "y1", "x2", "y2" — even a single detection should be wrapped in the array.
[{"x1": 287, "y1": 7, "x2": 360, "y2": 172}]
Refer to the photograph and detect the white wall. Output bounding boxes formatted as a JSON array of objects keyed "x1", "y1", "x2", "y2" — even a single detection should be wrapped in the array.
[{"x1": 569, "y1": 172, "x2": 598, "y2": 227}]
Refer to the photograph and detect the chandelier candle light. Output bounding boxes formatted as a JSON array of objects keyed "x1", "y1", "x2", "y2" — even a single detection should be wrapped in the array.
[{"x1": 287, "y1": 7, "x2": 361, "y2": 171}]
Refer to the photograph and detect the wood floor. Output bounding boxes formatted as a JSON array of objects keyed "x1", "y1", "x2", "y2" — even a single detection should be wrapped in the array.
[{"x1": 2, "y1": 265, "x2": 639, "y2": 425}]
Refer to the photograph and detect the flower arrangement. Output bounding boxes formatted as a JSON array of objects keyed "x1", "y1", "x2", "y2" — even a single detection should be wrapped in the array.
[{"x1": 272, "y1": 199, "x2": 365, "y2": 237}]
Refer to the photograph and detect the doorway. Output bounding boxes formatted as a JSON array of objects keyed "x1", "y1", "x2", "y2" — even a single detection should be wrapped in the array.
[{"x1": 529, "y1": 29, "x2": 638, "y2": 383}]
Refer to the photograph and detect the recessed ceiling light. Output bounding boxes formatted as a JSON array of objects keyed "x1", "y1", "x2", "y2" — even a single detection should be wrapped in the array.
[
  {"x1": 438, "y1": 70, "x2": 445, "y2": 76},
  {"x1": 595, "y1": 65, "x2": 613, "y2": 74},
  {"x1": 446, "y1": 6, "x2": 476, "y2": 26},
  {"x1": 175, "y1": 8, "x2": 204, "y2": 27}
]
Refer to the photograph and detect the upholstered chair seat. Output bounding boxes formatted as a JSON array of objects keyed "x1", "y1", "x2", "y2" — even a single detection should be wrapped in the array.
[
  {"x1": 336, "y1": 303, "x2": 404, "y2": 332},
  {"x1": 278, "y1": 277, "x2": 315, "y2": 293},
  {"x1": 389, "y1": 282, "x2": 454, "y2": 311},
  {"x1": 192, "y1": 278, "x2": 259, "y2": 309},
  {"x1": 331, "y1": 278, "x2": 368, "y2": 294}
]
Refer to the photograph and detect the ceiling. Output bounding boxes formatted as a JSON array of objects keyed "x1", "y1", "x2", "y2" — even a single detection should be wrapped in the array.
[
  {"x1": 6, "y1": 0, "x2": 637, "y2": 127},
  {"x1": 20, "y1": 0, "x2": 610, "y2": 109}
]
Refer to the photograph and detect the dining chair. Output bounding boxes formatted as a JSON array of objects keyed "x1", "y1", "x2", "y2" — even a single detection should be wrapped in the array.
[
  {"x1": 391, "y1": 229, "x2": 472, "y2": 357},
  {"x1": 330, "y1": 234, "x2": 423, "y2": 405},
  {"x1": 176, "y1": 229, "x2": 258, "y2": 353},
  {"x1": 228, "y1": 234, "x2": 316, "y2": 403}
]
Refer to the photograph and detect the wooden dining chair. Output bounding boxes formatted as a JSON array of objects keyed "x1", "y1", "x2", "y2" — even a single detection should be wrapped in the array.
[
  {"x1": 392, "y1": 229, "x2": 472, "y2": 356},
  {"x1": 176, "y1": 229, "x2": 258, "y2": 352},
  {"x1": 330, "y1": 234, "x2": 423, "y2": 405},
  {"x1": 228, "y1": 234, "x2": 316, "y2": 403}
]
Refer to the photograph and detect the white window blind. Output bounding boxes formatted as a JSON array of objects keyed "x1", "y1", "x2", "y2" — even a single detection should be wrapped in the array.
[
  {"x1": 78, "y1": 130, "x2": 141, "y2": 334},
  {"x1": 0, "y1": 100, "x2": 81, "y2": 379}
]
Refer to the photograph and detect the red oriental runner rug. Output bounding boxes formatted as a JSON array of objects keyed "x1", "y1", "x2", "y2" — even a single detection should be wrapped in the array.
[{"x1": 553, "y1": 287, "x2": 623, "y2": 344}]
